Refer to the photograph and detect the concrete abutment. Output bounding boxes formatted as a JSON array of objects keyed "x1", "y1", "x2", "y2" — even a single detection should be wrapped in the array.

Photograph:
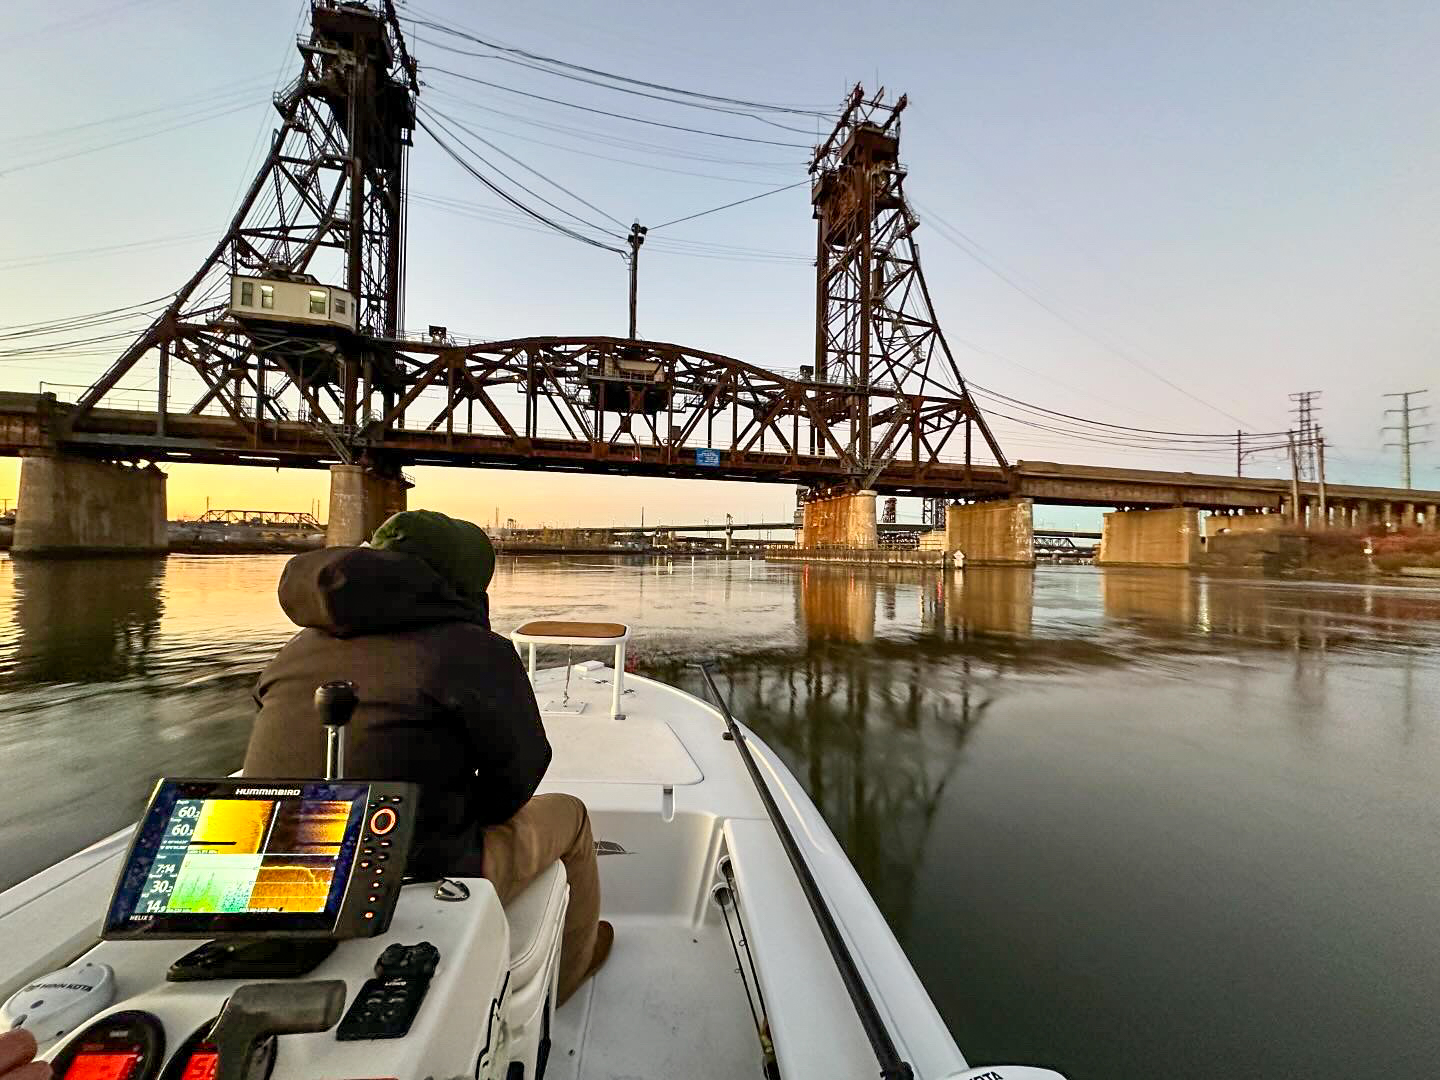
[
  {"x1": 945, "y1": 498, "x2": 1035, "y2": 565},
  {"x1": 798, "y1": 489, "x2": 878, "y2": 549},
  {"x1": 326, "y1": 464, "x2": 409, "y2": 547},
  {"x1": 1098, "y1": 507, "x2": 1201, "y2": 567},
  {"x1": 13, "y1": 450, "x2": 167, "y2": 557}
]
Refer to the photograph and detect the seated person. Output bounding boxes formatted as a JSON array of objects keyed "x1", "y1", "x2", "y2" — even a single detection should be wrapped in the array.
[{"x1": 244, "y1": 510, "x2": 611, "y2": 1004}]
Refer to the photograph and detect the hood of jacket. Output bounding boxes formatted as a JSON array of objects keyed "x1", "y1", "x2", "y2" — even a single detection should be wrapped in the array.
[{"x1": 277, "y1": 546, "x2": 489, "y2": 638}]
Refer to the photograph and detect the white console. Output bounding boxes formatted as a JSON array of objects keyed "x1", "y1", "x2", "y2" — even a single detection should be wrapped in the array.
[{"x1": 46, "y1": 870, "x2": 566, "y2": 1080}]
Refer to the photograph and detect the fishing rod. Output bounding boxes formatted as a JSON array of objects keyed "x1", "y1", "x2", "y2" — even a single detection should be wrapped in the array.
[{"x1": 695, "y1": 663, "x2": 915, "y2": 1080}]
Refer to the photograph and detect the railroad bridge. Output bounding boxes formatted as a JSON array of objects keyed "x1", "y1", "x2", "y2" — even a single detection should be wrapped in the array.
[{"x1": 7, "y1": 2, "x2": 1439, "y2": 562}]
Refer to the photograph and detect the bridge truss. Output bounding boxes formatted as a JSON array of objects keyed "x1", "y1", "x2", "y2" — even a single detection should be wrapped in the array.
[{"x1": 53, "y1": 4, "x2": 1008, "y2": 501}]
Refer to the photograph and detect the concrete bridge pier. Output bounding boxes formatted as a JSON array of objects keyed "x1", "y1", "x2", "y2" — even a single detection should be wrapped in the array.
[
  {"x1": 945, "y1": 498, "x2": 1035, "y2": 565},
  {"x1": 326, "y1": 464, "x2": 409, "y2": 547},
  {"x1": 13, "y1": 450, "x2": 167, "y2": 557},
  {"x1": 799, "y1": 489, "x2": 877, "y2": 549},
  {"x1": 1097, "y1": 507, "x2": 1201, "y2": 567}
]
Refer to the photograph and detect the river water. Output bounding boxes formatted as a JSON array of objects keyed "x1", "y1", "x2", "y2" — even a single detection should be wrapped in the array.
[{"x1": 0, "y1": 554, "x2": 1436, "y2": 1078}]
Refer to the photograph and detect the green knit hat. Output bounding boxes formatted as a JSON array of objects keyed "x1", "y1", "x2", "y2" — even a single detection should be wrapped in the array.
[{"x1": 370, "y1": 509, "x2": 496, "y2": 602}]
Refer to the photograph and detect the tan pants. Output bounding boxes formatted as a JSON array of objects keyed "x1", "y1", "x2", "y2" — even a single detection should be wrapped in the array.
[{"x1": 479, "y1": 793, "x2": 601, "y2": 1005}]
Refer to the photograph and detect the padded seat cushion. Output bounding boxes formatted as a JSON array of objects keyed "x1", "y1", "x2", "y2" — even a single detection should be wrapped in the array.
[
  {"x1": 503, "y1": 860, "x2": 568, "y2": 988},
  {"x1": 514, "y1": 620, "x2": 628, "y2": 639}
]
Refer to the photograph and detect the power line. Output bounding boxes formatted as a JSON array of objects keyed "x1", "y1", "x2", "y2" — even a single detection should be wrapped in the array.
[
  {"x1": 651, "y1": 180, "x2": 809, "y2": 231},
  {"x1": 426, "y1": 67, "x2": 811, "y2": 149},
  {"x1": 421, "y1": 105, "x2": 624, "y2": 237},
  {"x1": 912, "y1": 197, "x2": 1255, "y2": 430},
  {"x1": 1, "y1": 99, "x2": 260, "y2": 178},
  {"x1": 408, "y1": 14, "x2": 835, "y2": 117},
  {"x1": 415, "y1": 111, "x2": 625, "y2": 254},
  {"x1": 428, "y1": 85, "x2": 800, "y2": 169},
  {"x1": 410, "y1": 190, "x2": 810, "y2": 264},
  {"x1": 412, "y1": 102, "x2": 788, "y2": 186},
  {"x1": 968, "y1": 380, "x2": 1289, "y2": 441},
  {"x1": 413, "y1": 33, "x2": 821, "y2": 135},
  {"x1": 425, "y1": 105, "x2": 627, "y2": 228}
]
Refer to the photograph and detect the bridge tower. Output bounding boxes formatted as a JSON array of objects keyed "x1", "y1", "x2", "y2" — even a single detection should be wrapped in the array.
[
  {"x1": 801, "y1": 86, "x2": 1006, "y2": 543},
  {"x1": 19, "y1": 1, "x2": 419, "y2": 553}
]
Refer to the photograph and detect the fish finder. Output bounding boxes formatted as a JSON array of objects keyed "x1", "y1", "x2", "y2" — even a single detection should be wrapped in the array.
[{"x1": 103, "y1": 778, "x2": 419, "y2": 941}]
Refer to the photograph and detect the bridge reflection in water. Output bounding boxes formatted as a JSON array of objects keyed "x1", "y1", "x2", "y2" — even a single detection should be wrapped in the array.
[
  {"x1": 2, "y1": 556, "x2": 1439, "y2": 1078},
  {"x1": 9, "y1": 557, "x2": 165, "y2": 683}
]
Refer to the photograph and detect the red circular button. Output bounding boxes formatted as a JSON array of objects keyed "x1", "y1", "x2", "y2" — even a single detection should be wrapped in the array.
[{"x1": 369, "y1": 807, "x2": 398, "y2": 835}]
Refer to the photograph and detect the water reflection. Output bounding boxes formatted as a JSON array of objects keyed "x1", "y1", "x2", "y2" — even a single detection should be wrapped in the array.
[
  {"x1": 3, "y1": 555, "x2": 1440, "y2": 1079},
  {"x1": 795, "y1": 565, "x2": 1037, "y2": 644},
  {"x1": 10, "y1": 557, "x2": 165, "y2": 682}
]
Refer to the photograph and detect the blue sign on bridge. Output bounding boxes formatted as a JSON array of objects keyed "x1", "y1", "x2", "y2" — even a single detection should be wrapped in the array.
[{"x1": 695, "y1": 448, "x2": 721, "y2": 467}]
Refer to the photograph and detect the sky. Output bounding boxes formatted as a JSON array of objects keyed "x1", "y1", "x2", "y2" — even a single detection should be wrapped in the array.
[{"x1": 2, "y1": 0, "x2": 1437, "y2": 528}]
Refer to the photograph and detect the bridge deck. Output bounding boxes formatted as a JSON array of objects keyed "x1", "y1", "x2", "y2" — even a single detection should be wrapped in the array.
[{"x1": 3, "y1": 397, "x2": 1439, "y2": 511}]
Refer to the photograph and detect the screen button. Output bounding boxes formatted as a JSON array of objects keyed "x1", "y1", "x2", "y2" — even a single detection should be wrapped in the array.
[{"x1": 369, "y1": 807, "x2": 398, "y2": 835}]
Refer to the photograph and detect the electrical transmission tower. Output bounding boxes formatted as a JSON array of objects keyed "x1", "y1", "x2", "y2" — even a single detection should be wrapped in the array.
[
  {"x1": 809, "y1": 86, "x2": 1005, "y2": 486},
  {"x1": 1288, "y1": 391, "x2": 1321, "y2": 481},
  {"x1": 1383, "y1": 389, "x2": 1430, "y2": 489},
  {"x1": 70, "y1": 1, "x2": 418, "y2": 451}
]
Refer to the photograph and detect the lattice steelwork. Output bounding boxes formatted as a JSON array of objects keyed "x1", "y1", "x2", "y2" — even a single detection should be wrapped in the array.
[
  {"x1": 809, "y1": 85, "x2": 1007, "y2": 482},
  {"x1": 71, "y1": 0, "x2": 417, "y2": 440},
  {"x1": 56, "y1": 38, "x2": 1009, "y2": 501}
]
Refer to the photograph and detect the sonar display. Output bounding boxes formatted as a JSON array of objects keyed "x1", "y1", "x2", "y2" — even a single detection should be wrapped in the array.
[{"x1": 134, "y1": 795, "x2": 352, "y2": 915}]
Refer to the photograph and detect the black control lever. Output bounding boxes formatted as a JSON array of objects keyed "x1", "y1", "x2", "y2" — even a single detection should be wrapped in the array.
[
  {"x1": 315, "y1": 680, "x2": 358, "y2": 780},
  {"x1": 209, "y1": 981, "x2": 346, "y2": 1080}
]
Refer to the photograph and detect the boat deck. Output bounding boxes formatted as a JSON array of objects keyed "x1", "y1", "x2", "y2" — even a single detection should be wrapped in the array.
[{"x1": 551, "y1": 918, "x2": 760, "y2": 1080}]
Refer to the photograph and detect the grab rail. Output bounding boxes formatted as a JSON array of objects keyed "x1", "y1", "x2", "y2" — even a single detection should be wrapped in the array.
[{"x1": 695, "y1": 663, "x2": 914, "y2": 1080}]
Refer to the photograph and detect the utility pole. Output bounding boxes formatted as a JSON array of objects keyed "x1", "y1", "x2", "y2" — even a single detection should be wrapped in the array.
[
  {"x1": 1383, "y1": 390, "x2": 1430, "y2": 489},
  {"x1": 1288, "y1": 430, "x2": 1301, "y2": 525},
  {"x1": 626, "y1": 222, "x2": 648, "y2": 340},
  {"x1": 1316, "y1": 428, "x2": 1327, "y2": 525},
  {"x1": 1236, "y1": 430, "x2": 1242, "y2": 478}
]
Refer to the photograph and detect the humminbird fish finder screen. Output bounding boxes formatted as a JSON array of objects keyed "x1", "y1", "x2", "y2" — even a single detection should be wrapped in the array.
[{"x1": 104, "y1": 779, "x2": 372, "y2": 938}]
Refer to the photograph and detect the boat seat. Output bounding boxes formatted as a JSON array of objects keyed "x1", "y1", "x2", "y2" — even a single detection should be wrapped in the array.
[
  {"x1": 503, "y1": 859, "x2": 568, "y2": 989},
  {"x1": 514, "y1": 620, "x2": 628, "y2": 639}
]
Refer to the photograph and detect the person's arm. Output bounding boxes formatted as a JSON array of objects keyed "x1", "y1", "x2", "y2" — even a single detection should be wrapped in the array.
[
  {"x1": 442, "y1": 637, "x2": 552, "y2": 826},
  {"x1": 0, "y1": 1030, "x2": 52, "y2": 1080}
]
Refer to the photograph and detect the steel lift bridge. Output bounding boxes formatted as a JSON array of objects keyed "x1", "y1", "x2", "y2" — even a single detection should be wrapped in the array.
[{"x1": 50, "y1": 1, "x2": 1009, "y2": 539}]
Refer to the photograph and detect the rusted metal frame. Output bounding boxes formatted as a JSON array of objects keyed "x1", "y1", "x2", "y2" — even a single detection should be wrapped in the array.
[
  {"x1": 735, "y1": 370, "x2": 797, "y2": 452},
  {"x1": 735, "y1": 382, "x2": 795, "y2": 456},
  {"x1": 378, "y1": 351, "x2": 452, "y2": 427},
  {"x1": 665, "y1": 354, "x2": 677, "y2": 462},
  {"x1": 451, "y1": 362, "x2": 519, "y2": 438},
  {"x1": 918, "y1": 403, "x2": 966, "y2": 465},
  {"x1": 184, "y1": 333, "x2": 264, "y2": 417},
  {"x1": 867, "y1": 405, "x2": 912, "y2": 468},
  {"x1": 903, "y1": 215, "x2": 1009, "y2": 470},
  {"x1": 289, "y1": 174, "x2": 351, "y2": 270},
  {"x1": 674, "y1": 368, "x2": 731, "y2": 447},
  {"x1": 274, "y1": 157, "x2": 333, "y2": 223},
  {"x1": 173, "y1": 337, "x2": 253, "y2": 433},
  {"x1": 266, "y1": 352, "x2": 334, "y2": 427},
  {"x1": 799, "y1": 389, "x2": 855, "y2": 464},
  {"x1": 445, "y1": 353, "x2": 456, "y2": 441},
  {"x1": 532, "y1": 358, "x2": 593, "y2": 442},
  {"x1": 70, "y1": 91, "x2": 312, "y2": 425}
]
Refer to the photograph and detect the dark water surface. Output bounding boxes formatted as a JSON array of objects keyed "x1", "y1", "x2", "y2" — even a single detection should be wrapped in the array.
[{"x1": 1, "y1": 555, "x2": 1437, "y2": 1079}]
